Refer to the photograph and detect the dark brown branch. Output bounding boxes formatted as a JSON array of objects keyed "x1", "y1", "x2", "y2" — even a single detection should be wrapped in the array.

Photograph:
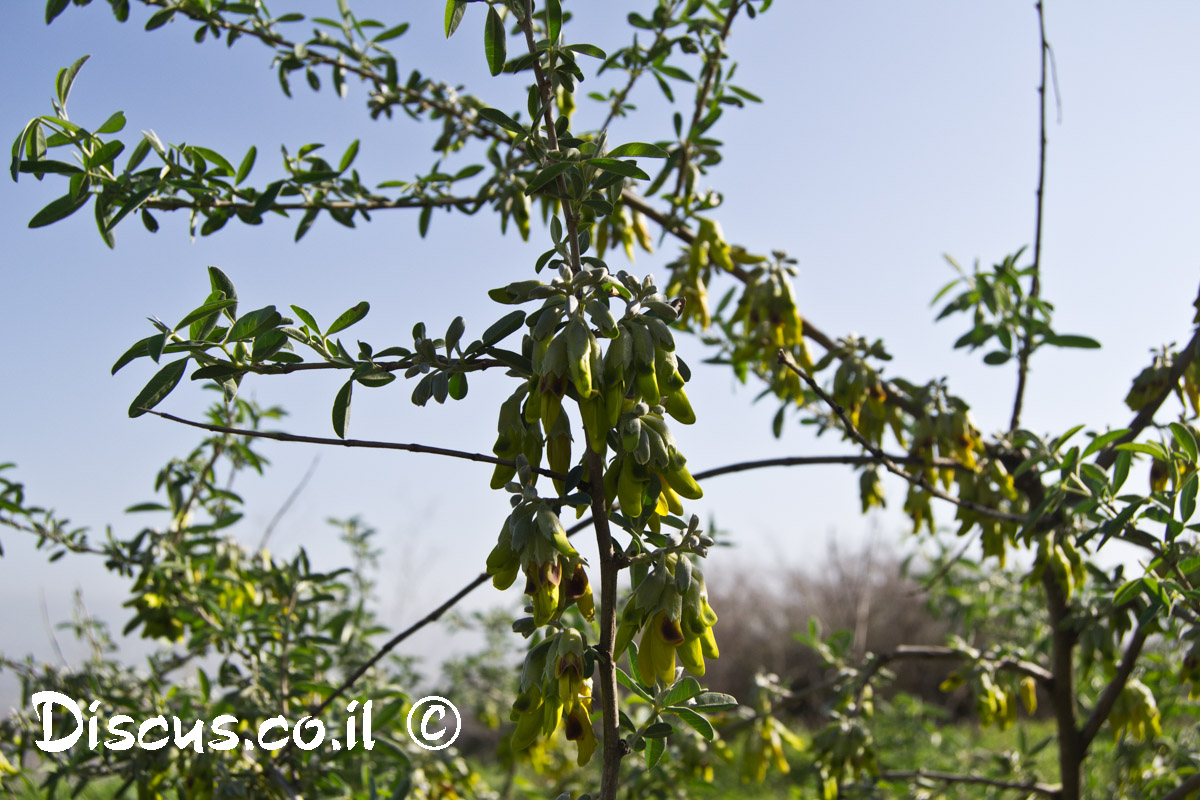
[
  {"x1": 587, "y1": 450, "x2": 624, "y2": 800},
  {"x1": 1042, "y1": 568, "x2": 1082, "y2": 800},
  {"x1": 690, "y1": 453, "x2": 969, "y2": 482},
  {"x1": 862, "y1": 644, "x2": 1054, "y2": 689},
  {"x1": 142, "y1": 194, "x2": 486, "y2": 214},
  {"x1": 1010, "y1": 0, "x2": 1051, "y2": 433},
  {"x1": 777, "y1": 350, "x2": 1027, "y2": 524},
  {"x1": 1163, "y1": 772, "x2": 1200, "y2": 800},
  {"x1": 141, "y1": 409, "x2": 568, "y2": 482},
  {"x1": 876, "y1": 769, "x2": 1059, "y2": 797},
  {"x1": 1078, "y1": 621, "x2": 1150, "y2": 749},
  {"x1": 258, "y1": 455, "x2": 319, "y2": 550},
  {"x1": 1095, "y1": 322, "x2": 1200, "y2": 470}
]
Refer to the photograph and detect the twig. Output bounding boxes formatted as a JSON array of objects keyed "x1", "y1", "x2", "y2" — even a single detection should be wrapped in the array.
[
  {"x1": 142, "y1": 195, "x2": 486, "y2": 214},
  {"x1": 307, "y1": 514, "x2": 595, "y2": 721},
  {"x1": 875, "y1": 769, "x2": 1059, "y2": 797},
  {"x1": 140, "y1": 409, "x2": 568, "y2": 483},
  {"x1": 258, "y1": 456, "x2": 320, "y2": 550},
  {"x1": 1078, "y1": 620, "x2": 1150, "y2": 749},
  {"x1": 1163, "y1": 772, "x2": 1200, "y2": 800},
  {"x1": 669, "y1": 0, "x2": 741, "y2": 213},
  {"x1": 1042, "y1": 567, "x2": 1082, "y2": 799},
  {"x1": 40, "y1": 591, "x2": 67, "y2": 667},
  {"x1": 1010, "y1": 0, "x2": 1051, "y2": 434},
  {"x1": 1095, "y1": 322, "x2": 1200, "y2": 470},
  {"x1": 587, "y1": 450, "x2": 624, "y2": 800},
  {"x1": 690, "y1": 453, "x2": 969, "y2": 482},
  {"x1": 777, "y1": 350, "x2": 1026, "y2": 525},
  {"x1": 861, "y1": 644, "x2": 1054, "y2": 689}
]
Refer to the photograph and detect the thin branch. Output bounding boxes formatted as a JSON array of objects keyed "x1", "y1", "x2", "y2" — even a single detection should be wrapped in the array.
[
  {"x1": 141, "y1": 194, "x2": 487, "y2": 214},
  {"x1": 307, "y1": 513, "x2": 595, "y2": 721},
  {"x1": 690, "y1": 453, "x2": 969, "y2": 482},
  {"x1": 669, "y1": 0, "x2": 741, "y2": 212},
  {"x1": 141, "y1": 409, "x2": 568, "y2": 482},
  {"x1": 1163, "y1": 772, "x2": 1200, "y2": 800},
  {"x1": 1078, "y1": 620, "x2": 1150, "y2": 749},
  {"x1": 1095, "y1": 322, "x2": 1200, "y2": 470},
  {"x1": 875, "y1": 769, "x2": 1060, "y2": 797},
  {"x1": 862, "y1": 644, "x2": 1054, "y2": 689},
  {"x1": 258, "y1": 455, "x2": 319, "y2": 551},
  {"x1": 777, "y1": 350, "x2": 1027, "y2": 524},
  {"x1": 1010, "y1": 0, "x2": 1051, "y2": 433},
  {"x1": 587, "y1": 450, "x2": 624, "y2": 800}
]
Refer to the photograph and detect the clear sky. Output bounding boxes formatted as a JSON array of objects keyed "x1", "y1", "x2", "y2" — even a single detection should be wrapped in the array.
[{"x1": 2, "y1": 1, "x2": 1199, "y2": 705}]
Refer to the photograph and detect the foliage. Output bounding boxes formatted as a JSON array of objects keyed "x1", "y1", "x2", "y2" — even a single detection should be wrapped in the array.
[{"x1": 6, "y1": 1, "x2": 1200, "y2": 800}]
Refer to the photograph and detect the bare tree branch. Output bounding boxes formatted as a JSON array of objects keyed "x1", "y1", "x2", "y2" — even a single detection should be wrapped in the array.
[
  {"x1": 141, "y1": 409, "x2": 568, "y2": 482},
  {"x1": 861, "y1": 644, "x2": 1054, "y2": 689},
  {"x1": 1078, "y1": 620, "x2": 1150, "y2": 749},
  {"x1": 1010, "y1": 0, "x2": 1051, "y2": 434},
  {"x1": 1162, "y1": 772, "x2": 1200, "y2": 800},
  {"x1": 876, "y1": 769, "x2": 1060, "y2": 797}
]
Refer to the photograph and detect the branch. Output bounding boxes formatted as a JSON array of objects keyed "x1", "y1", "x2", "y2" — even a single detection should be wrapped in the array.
[
  {"x1": 690, "y1": 453, "x2": 970, "y2": 482},
  {"x1": 876, "y1": 769, "x2": 1060, "y2": 797},
  {"x1": 141, "y1": 194, "x2": 487, "y2": 214},
  {"x1": 1095, "y1": 321, "x2": 1200, "y2": 470},
  {"x1": 777, "y1": 350, "x2": 1027, "y2": 524},
  {"x1": 1078, "y1": 620, "x2": 1150, "y2": 749},
  {"x1": 669, "y1": 0, "x2": 741, "y2": 213},
  {"x1": 1042, "y1": 568, "x2": 1083, "y2": 799},
  {"x1": 1163, "y1": 772, "x2": 1200, "y2": 800},
  {"x1": 1010, "y1": 0, "x2": 1051, "y2": 433},
  {"x1": 306, "y1": 513, "x2": 595, "y2": 720},
  {"x1": 141, "y1": 409, "x2": 568, "y2": 482},
  {"x1": 862, "y1": 644, "x2": 1054, "y2": 689}
]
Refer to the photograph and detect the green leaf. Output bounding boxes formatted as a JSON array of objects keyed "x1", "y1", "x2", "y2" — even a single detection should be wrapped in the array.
[
  {"x1": 691, "y1": 692, "x2": 737, "y2": 710},
  {"x1": 444, "y1": 0, "x2": 467, "y2": 37},
  {"x1": 1115, "y1": 441, "x2": 1170, "y2": 461},
  {"x1": 225, "y1": 305, "x2": 281, "y2": 342},
  {"x1": 252, "y1": 180, "x2": 284, "y2": 217},
  {"x1": 644, "y1": 736, "x2": 664, "y2": 769},
  {"x1": 587, "y1": 158, "x2": 650, "y2": 180},
  {"x1": 478, "y1": 107, "x2": 527, "y2": 137},
  {"x1": 235, "y1": 146, "x2": 257, "y2": 185},
  {"x1": 545, "y1": 0, "x2": 561, "y2": 43},
  {"x1": 28, "y1": 192, "x2": 89, "y2": 228},
  {"x1": 643, "y1": 721, "x2": 674, "y2": 739},
  {"x1": 175, "y1": 298, "x2": 237, "y2": 332},
  {"x1": 332, "y1": 380, "x2": 352, "y2": 438},
  {"x1": 484, "y1": 6, "x2": 507, "y2": 76},
  {"x1": 607, "y1": 142, "x2": 668, "y2": 159},
  {"x1": 1170, "y1": 422, "x2": 1198, "y2": 463},
  {"x1": 127, "y1": 358, "x2": 188, "y2": 417},
  {"x1": 445, "y1": 315, "x2": 465, "y2": 353},
  {"x1": 56, "y1": 55, "x2": 90, "y2": 109},
  {"x1": 1082, "y1": 428, "x2": 1129, "y2": 459},
  {"x1": 46, "y1": 0, "x2": 71, "y2": 24},
  {"x1": 326, "y1": 301, "x2": 370, "y2": 335},
  {"x1": 448, "y1": 372, "x2": 468, "y2": 400},
  {"x1": 481, "y1": 310, "x2": 525, "y2": 345},
  {"x1": 1046, "y1": 333, "x2": 1101, "y2": 349},
  {"x1": 374, "y1": 22, "x2": 409, "y2": 42},
  {"x1": 1181, "y1": 471, "x2": 1198, "y2": 523},
  {"x1": 664, "y1": 676, "x2": 702, "y2": 706},
  {"x1": 96, "y1": 110, "x2": 126, "y2": 134},
  {"x1": 338, "y1": 139, "x2": 360, "y2": 172},
  {"x1": 566, "y1": 43, "x2": 606, "y2": 59},
  {"x1": 982, "y1": 350, "x2": 1011, "y2": 365},
  {"x1": 111, "y1": 335, "x2": 157, "y2": 374},
  {"x1": 524, "y1": 162, "x2": 571, "y2": 195},
  {"x1": 208, "y1": 267, "x2": 238, "y2": 321},
  {"x1": 1112, "y1": 450, "x2": 1131, "y2": 492},
  {"x1": 1112, "y1": 578, "x2": 1144, "y2": 607},
  {"x1": 290, "y1": 305, "x2": 320, "y2": 334},
  {"x1": 615, "y1": 667, "x2": 654, "y2": 702},
  {"x1": 669, "y1": 706, "x2": 714, "y2": 740}
]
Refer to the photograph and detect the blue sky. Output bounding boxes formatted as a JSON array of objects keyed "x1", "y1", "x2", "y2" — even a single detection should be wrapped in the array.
[{"x1": 2, "y1": 1, "x2": 1199, "y2": 702}]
